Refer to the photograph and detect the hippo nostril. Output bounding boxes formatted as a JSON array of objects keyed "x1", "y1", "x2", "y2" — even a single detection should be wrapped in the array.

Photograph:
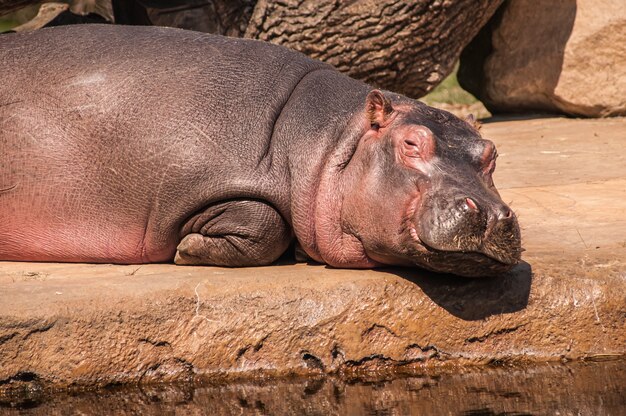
[
  {"x1": 464, "y1": 197, "x2": 479, "y2": 212},
  {"x1": 497, "y1": 206, "x2": 513, "y2": 220}
]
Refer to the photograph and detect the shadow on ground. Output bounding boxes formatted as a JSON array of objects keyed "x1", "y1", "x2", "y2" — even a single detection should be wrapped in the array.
[
  {"x1": 385, "y1": 261, "x2": 532, "y2": 321},
  {"x1": 282, "y1": 241, "x2": 533, "y2": 322}
]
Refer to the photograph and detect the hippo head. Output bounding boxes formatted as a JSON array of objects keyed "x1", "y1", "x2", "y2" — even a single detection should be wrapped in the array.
[{"x1": 312, "y1": 90, "x2": 522, "y2": 277}]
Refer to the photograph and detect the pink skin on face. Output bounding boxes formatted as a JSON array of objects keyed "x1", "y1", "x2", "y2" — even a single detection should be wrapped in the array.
[
  {"x1": 305, "y1": 96, "x2": 438, "y2": 269},
  {"x1": 309, "y1": 116, "x2": 384, "y2": 268}
]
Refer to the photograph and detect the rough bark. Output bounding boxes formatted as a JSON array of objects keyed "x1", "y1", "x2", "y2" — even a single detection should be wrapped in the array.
[{"x1": 245, "y1": 0, "x2": 503, "y2": 98}]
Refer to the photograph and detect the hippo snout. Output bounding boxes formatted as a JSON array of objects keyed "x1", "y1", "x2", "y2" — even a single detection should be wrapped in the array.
[
  {"x1": 463, "y1": 196, "x2": 515, "y2": 240},
  {"x1": 414, "y1": 192, "x2": 522, "y2": 274}
]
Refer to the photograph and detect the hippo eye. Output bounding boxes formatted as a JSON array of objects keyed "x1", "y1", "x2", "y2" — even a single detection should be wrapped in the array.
[
  {"x1": 371, "y1": 122, "x2": 380, "y2": 131},
  {"x1": 398, "y1": 126, "x2": 434, "y2": 169},
  {"x1": 403, "y1": 139, "x2": 421, "y2": 158}
]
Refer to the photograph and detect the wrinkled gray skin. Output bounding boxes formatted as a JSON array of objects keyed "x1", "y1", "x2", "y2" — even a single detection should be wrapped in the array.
[{"x1": 0, "y1": 25, "x2": 521, "y2": 277}]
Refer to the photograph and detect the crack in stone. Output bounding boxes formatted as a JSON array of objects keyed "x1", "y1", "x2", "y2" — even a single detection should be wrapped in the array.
[
  {"x1": 465, "y1": 324, "x2": 526, "y2": 344},
  {"x1": 22, "y1": 321, "x2": 55, "y2": 340},
  {"x1": 361, "y1": 323, "x2": 400, "y2": 340},
  {"x1": 344, "y1": 354, "x2": 394, "y2": 367},
  {"x1": 301, "y1": 352, "x2": 325, "y2": 371},
  {"x1": 344, "y1": 345, "x2": 447, "y2": 370},
  {"x1": 236, "y1": 334, "x2": 270, "y2": 362},
  {"x1": 236, "y1": 346, "x2": 250, "y2": 361},
  {"x1": 0, "y1": 332, "x2": 17, "y2": 345},
  {"x1": 404, "y1": 343, "x2": 441, "y2": 361},
  {"x1": 253, "y1": 334, "x2": 269, "y2": 352},
  {"x1": 138, "y1": 338, "x2": 171, "y2": 348},
  {"x1": 331, "y1": 344, "x2": 344, "y2": 362},
  {"x1": 174, "y1": 357, "x2": 195, "y2": 372},
  {"x1": 0, "y1": 371, "x2": 40, "y2": 385}
]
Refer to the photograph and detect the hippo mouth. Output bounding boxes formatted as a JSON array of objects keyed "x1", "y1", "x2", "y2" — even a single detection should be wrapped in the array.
[{"x1": 407, "y1": 225, "x2": 520, "y2": 277}]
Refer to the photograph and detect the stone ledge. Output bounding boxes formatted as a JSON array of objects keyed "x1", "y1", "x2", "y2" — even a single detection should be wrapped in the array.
[{"x1": 1, "y1": 117, "x2": 625, "y2": 388}]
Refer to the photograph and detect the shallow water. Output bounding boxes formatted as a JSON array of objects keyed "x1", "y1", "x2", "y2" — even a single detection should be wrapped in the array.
[{"x1": 1, "y1": 361, "x2": 625, "y2": 415}]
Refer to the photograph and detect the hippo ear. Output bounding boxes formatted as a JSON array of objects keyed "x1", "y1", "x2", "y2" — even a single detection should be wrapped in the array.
[
  {"x1": 465, "y1": 114, "x2": 482, "y2": 131},
  {"x1": 366, "y1": 90, "x2": 394, "y2": 129}
]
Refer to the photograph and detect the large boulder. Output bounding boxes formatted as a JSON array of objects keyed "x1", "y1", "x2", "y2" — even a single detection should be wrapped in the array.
[
  {"x1": 245, "y1": 0, "x2": 502, "y2": 98},
  {"x1": 459, "y1": 0, "x2": 626, "y2": 117}
]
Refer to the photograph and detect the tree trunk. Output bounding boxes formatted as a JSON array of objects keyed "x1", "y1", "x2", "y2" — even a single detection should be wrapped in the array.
[{"x1": 245, "y1": 0, "x2": 503, "y2": 98}]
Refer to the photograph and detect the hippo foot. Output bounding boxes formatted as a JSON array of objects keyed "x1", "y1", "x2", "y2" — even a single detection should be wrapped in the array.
[
  {"x1": 174, "y1": 200, "x2": 291, "y2": 267},
  {"x1": 174, "y1": 233, "x2": 212, "y2": 265}
]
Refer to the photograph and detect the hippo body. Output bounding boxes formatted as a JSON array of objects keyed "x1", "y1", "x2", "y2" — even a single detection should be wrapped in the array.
[{"x1": 0, "y1": 25, "x2": 521, "y2": 277}]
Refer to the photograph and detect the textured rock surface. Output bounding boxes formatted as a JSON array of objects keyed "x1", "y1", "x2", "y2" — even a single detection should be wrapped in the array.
[
  {"x1": 459, "y1": 0, "x2": 626, "y2": 117},
  {"x1": 246, "y1": 0, "x2": 502, "y2": 98},
  {"x1": 1, "y1": 117, "x2": 625, "y2": 389}
]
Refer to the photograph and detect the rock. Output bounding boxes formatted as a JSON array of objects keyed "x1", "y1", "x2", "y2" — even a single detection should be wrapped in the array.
[
  {"x1": 459, "y1": 0, "x2": 626, "y2": 117},
  {"x1": 1, "y1": 117, "x2": 625, "y2": 389},
  {"x1": 246, "y1": 0, "x2": 503, "y2": 98},
  {"x1": 112, "y1": 0, "x2": 256, "y2": 38}
]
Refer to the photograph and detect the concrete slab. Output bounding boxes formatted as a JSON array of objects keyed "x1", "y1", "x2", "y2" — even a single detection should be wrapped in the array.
[{"x1": 1, "y1": 117, "x2": 625, "y2": 389}]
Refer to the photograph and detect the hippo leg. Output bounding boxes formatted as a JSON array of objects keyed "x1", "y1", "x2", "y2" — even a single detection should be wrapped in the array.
[{"x1": 174, "y1": 199, "x2": 291, "y2": 267}]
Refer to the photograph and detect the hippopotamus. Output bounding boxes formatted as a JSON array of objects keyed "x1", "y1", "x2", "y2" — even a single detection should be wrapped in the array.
[{"x1": 0, "y1": 25, "x2": 521, "y2": 277}]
